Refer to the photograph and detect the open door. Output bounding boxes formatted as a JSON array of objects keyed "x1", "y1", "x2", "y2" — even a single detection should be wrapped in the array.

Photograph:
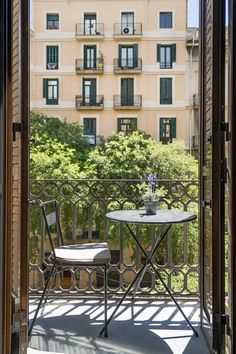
[
  {"x1": 226, "y1": 1, "x2": 236, "y2": 352},
  {"x1": 200, "y1": 0, "x2": 228, "y2": 353},
  {"x1": 0, "y1": 0, "x2": 29, "y2": 353}
]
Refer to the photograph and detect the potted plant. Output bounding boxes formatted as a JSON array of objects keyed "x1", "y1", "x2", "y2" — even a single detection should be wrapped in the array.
[{"x1": 140, "y1": 174, "x2": 159, "y2": 215}]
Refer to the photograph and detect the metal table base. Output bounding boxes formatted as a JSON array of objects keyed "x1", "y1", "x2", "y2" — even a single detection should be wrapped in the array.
[{"x1": 99, "y1": 209, "x2": 198, "y2": 338}]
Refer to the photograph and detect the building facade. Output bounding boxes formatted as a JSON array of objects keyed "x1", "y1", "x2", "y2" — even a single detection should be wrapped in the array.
[{"x1": 30, "y1": 0, "x2": 198, "y2": 147}]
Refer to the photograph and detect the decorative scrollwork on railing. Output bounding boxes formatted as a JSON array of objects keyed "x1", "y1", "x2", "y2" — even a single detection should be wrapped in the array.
[{"x1": 29, "y1": 179, "x2": 199, "y2": 298}]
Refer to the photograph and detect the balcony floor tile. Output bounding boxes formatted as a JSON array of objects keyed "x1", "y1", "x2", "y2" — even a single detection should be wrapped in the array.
[{"x1": 28, "y1": 299, "x2": 210, "y2": 354}]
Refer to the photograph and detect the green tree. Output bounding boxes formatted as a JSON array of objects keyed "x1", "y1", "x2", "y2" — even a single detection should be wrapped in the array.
[
  {"x1": 30, "y1": 111, "x2": 91, "y2": 166},
  {"x1": 83, "y1": 131, "x2": 198, "y2": 179},
  {"x1": 30, "y1": 139, "x2": 80, "y2": 179}
]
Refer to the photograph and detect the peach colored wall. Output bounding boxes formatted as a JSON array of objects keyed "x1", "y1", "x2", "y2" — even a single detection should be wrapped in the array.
[{"x1": 30, "y1": 0, "x2": 198, "y2": 146}]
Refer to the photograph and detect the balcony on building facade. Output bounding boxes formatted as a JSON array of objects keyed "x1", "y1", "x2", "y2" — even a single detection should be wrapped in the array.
[
  {"x1": 186, "y1": 27, "x2": 199, "y2": 47},
  {"x1": 113, "y1": 94, "x2": 142, "y2": 109},
  {"x1": 113, "y1": 23, "x2": 143, "y2": 39},
  {"x1": 75, "y1": 58, "x2": 104, "y2": 74},
  {"x1": 113, "y1": 58, "x2": 142, "y2": 74},
  {"x1": 75, "y1": 23, "x2": 104, "y2": 39},
  {"x1": 28, "y1": 179, "x2": 206, "y2": 353},
  {"x1": 75, "y1": 95, "x2": 104, "y2": 109}
]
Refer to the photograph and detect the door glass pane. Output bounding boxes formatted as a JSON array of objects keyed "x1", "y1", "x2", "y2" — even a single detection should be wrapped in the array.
[
  {"x1": 84, "y1": 118, "x2": 96, "y2": 144},
  {"x1": 121, "y1": 12, "x2": 134, "y2": 34},
  {"x1": 84, "y1": 14, "x2": 96, "y2": 35},
  {"x1": 166, "y1": 47, "x2": 171, "y2": 66},
  {"x1": 127, "y1": 47, "x2": 133, "y2": 67}
]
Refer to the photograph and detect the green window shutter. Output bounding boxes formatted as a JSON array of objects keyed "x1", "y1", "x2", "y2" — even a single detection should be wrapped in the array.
[
  {"x1": 171, "y1": 118, "x2": 176, "y2": 138},
  {"x1": 168, "y1": 79, "x2": 172, "y2": 103},
  {"x1": 117, "y1": 118, "x2": 122, "y2": 131},
  {"x1": 160, "y1": 78, "x2": 164, "y2": 103},
  {"x1": 118, "y1": 45, "x2": 122, "y2": 60},
  {"x1": 160, "y1": 78, "x2": 172, "y2": 104},
  {"x1": 133, "y1": 44, "x2": 138, "y2": 59},
  {"x1": 46, "y1": 46, "x2": 50, "y2": 66},
  {"x1": 172, "y1": 44, "x2": 176, "y2": 62},
  {"x1": 43, "y1": 78, "x2": 47, "y2": 98},
  {"x1": 133, "y1": 44, "x2": 138, "y2": 67},
  {"x1": 160, "y1": 118, "x2": 164, "y2": 140},
  {"x1": 157, "y1": 44, "x2": 161, "y2": 62},
  {"x1": 56, "y1": 79, "x2": 59, "y2": 101},
  {"x1": 46, "y1": 46, "x2": 59, "y2": 69}
]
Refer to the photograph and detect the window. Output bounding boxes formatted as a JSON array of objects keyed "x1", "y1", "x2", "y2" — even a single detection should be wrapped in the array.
[
  {"x1": 46, "y1": 46, "x2": 59, "y2": 70},
  {"x1": 121, "y1": 78, "x2": 134, "y2": 106},
  {"x1": 121, "y1": 12, "x2": 134, "y2": 34},
  {"x1": 83, "y1": 118, "x2": 96, "y2": 144},
  {"x1": 43, "y1": 78, "x2": 59, "y2": 104},
  {"x1": 160, "y1": 12, "x2": 172, "y2": 29},
  {"x1": 118, "y1": 44, "x2": 138, "y2": 68},
  {"x1": 157, "y1": 44, "x2": 176, "y2": 69},
  {"x1": 160, "y1": 78, "x2": 172, "y2": 104},
  {"x1": 160, "y1": 118, "x2": 176, "y2": 144},
  {"x1": 118, "y1": 118, "x2": 137, "y2": 134},
  {"x1": 84, "y1": 14, "x2": 97, "y2": 35},
  {"x1": 46, "y1": 14, "x2": 59, "y2": 30},
  {"x1": 83, "y1": 78, "x2": 96, "y2": 105},
  {"x1": 84, "y1": 45, "x2": 97, "y2": 69}
]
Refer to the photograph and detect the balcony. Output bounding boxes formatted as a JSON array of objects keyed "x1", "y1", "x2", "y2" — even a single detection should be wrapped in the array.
[
  {"x1": 75, "y1": 23, "x2": 104, "y2": 40},
  {"x1": 113, "y1": 58, "x2": 142, "y2": 74},
  {"x1": 28, "y1": 179, "x2": 209, "y2": 354},
  {"x1": 186, "y1": 28, "x2": 199, "y2": 47},
  {"x1": 113, "y1": 23, "x2": 143, "y2": 39},
  {"x1": 75, "y1": 58, "x2": 104, "y2": 74},
  {"x1": 75, "y1": 95, "x2": 104, "y2": 110},
  {"x1": 113, "y1": 95, "x2": 142, "y2": 109}
]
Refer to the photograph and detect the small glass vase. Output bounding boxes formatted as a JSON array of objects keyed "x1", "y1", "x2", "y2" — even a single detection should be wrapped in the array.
[{"x1": 144, "y1": 200, "x2": 158, "y2": 215}]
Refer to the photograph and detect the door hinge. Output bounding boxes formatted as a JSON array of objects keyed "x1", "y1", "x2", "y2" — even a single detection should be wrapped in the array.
[
  {"x1": 215, "y1": 314, "x2": 231, "y2": 337},
  {"x1": 12, "y1": 122, "x2": 27, "y2": 141},
  {"x1": 220, "y1": 122, "x2": 232, "y2": 141},
  {"x1": 202, "y1": 200, "x2": 212, "y2": 208}
]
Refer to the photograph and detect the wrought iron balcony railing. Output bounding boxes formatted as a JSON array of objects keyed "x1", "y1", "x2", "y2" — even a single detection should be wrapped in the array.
[
  {"x1": 113, "y1": 58, "x2": 142, "y2": 73},
  {"x1": 29, "y1": 179, "x2": 199, "y2": 299},
  {"x1": 113, "y1": 94, "x2": 142, "y2": 109},
  {"x1": 75, "y1": 23, "x2": 104, "y2": 38},
  {"x1": 75, "y1": 95, "x2": 104, "y2": 109},
  {"x1": 114, "y1": 23, "x2": 142, "y2": 37},
  {"x1": 75, "y1": 58, "x2": 104, "y2": 73}
]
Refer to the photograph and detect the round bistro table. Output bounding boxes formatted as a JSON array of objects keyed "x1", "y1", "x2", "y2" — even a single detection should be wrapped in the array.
[{"x1": 100, "y1": 209, "x2": 198, "y2": 337}]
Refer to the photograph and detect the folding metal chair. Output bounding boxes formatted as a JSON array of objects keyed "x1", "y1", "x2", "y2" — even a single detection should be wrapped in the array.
[{"x1": 28, "y1": 200, "x2": 111, "y2": 338}]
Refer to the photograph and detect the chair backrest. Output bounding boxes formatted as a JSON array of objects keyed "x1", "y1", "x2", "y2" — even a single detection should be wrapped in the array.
[{"x1": 40, "y1": 200, "x2": 63, "y2": 259}]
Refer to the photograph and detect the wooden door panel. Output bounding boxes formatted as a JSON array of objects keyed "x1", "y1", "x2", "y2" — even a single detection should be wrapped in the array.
[{"x1": 200, "y1": 0, "x2": 226, "y2": 352}]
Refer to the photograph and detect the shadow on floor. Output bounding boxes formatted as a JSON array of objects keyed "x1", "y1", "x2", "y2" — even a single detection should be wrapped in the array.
[{"x1": 28, "y1": 300, "x2": 210, "y2": 354}]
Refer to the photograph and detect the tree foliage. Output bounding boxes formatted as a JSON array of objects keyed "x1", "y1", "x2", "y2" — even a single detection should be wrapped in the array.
[
  {"x1": 83, "y1": 131, "x2": 198, "y2": 179},
  {"x1": 30, "y1": 111, "x2": 90, "y2": 165},
  {"x1": 30, "y1": 139, "x2": 80, "y2": 179}
]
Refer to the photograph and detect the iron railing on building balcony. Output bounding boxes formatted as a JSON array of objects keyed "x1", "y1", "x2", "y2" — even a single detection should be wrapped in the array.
[
  {"x1": 29, "y1": 179, "x2": 199, "y2": 299},
  {"x1": 113, "y1": 95, "x2": 142, "y2": 109},
  {"x1": 113, "y1": 58, "x2": 142, "y2": 73},
  {"x1": 75, "y1": 23, "x2": 104, "y2": 37},
  {"x1": 75, "y1": 58, "x2": 104, "y2": 73},
  {"x1": 114, "y1": 23, "x2": 142, "y2": 36},
  {"x1": 75, "y1": 95, "x2": 104, "y2": 109}
]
